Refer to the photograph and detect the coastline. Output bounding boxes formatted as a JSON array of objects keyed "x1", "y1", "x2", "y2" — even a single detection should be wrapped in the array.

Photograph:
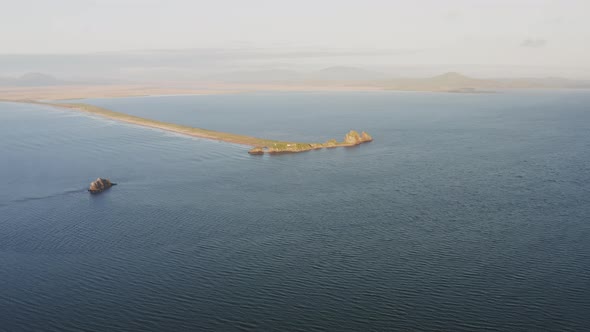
[
  {"x1": 0, "y1": 83, "x2": 381, "y2": 102},
  {"x1": 10, "y1": 100, "x2": 372, "y2": 155}
]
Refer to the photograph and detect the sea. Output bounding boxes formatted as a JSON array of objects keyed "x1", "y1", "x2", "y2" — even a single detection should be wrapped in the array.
[{"x1": 1, "y1": 91, "x2": 589, "y2": 331}]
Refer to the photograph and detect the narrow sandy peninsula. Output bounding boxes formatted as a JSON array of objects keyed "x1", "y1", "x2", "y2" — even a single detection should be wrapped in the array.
[{"x1": 22, "y1": 101, "x2": 373, "y2": 154}]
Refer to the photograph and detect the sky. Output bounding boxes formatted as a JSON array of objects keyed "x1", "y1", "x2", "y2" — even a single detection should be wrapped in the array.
[{"x1": 1, "y1": 0, "x2": 589, "y2": 78}]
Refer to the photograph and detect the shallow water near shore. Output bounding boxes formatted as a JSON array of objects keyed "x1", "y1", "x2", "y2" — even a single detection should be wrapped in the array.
[{"x1": 1, "y1": 91, "x2": 590, "y2": 331}]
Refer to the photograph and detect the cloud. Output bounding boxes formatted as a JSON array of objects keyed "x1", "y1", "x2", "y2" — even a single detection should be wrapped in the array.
[{"x1": 521, "y1": 39, "x2": 547, "y2": 48}]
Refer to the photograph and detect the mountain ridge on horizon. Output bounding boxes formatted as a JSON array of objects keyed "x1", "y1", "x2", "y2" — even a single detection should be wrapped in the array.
[{"x1": 2, "y1": 69, "x2": 590, "y2": 93}]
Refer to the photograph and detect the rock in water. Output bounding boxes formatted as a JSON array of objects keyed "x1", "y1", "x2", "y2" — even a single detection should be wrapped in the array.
[
  {"x1": 89, "y1": 178, "x2": 116, "y2": 194},
  {"x1": 344, "y1": 130, "x2": 362, "y2": 145},
  {"x1": 361, "y1": 131, "x2": 373, "y2": 142},
  {"x1": 248, "y1": 147, "x2": 265, "y2": 155}
]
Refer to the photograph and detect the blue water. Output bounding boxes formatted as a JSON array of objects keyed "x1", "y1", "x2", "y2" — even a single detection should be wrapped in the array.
[{"x1": 1, "y1": 91, "x2": 589, "y2": 331}]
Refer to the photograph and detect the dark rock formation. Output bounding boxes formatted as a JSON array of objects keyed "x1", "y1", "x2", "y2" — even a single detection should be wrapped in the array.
[
  {"x1": 89, "y1": 178, "x2": 116, "y2": 194},
  {"x1": 248, "y1": 147, "x2": 265, "y2": 155}
]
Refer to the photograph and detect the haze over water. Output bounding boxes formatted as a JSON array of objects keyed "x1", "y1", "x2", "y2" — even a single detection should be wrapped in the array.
[{"x1": 1, "y1": 91, "x2": 590, "y2": 331}]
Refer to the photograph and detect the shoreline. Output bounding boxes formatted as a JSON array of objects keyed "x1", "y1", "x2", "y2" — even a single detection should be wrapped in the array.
[
  {"x1": 11, "y1": 100, "x2": 372, "y2": 155},
  {"x1": 0, "y1": 84, "x2": 382, "y2": 102}
]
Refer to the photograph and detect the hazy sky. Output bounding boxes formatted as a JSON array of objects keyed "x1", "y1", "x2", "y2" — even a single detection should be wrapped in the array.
[{"x1": 1, "y1": 0, "x2": 589, "y2": 70}]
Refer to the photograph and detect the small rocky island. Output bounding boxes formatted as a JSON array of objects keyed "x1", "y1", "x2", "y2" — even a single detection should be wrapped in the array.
[
  {"x1": 248, "y1": 130, "x2": 373, "y2": 155},
  {"x1": 89, "y1": 178, "x2": 116, "y2": 194}
]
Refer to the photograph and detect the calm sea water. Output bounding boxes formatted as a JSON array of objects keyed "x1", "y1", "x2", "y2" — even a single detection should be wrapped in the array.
[{"x1": 1, "y1": 91, "x2": 589, "y2": 331}]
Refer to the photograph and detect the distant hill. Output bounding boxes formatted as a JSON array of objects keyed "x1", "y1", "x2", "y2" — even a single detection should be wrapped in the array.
[
  {"x1": 497, "y1": 77, "x2": 590, "y2": 89},
  {"x1": 380, "y1": 72, "x2": 499, "y2": 92},
  {"x1": 0, "y1": 73, "x2": 69, "y2": 86},
  {"x1": 376, "y1": 72, "x2": 590, "y2": 92},
  {"x1": 205, "y1": 69, "x2": 303, "y2": 83},
  {"x1": 205, "y1": 66, "x2": 387, "y2": 83},
  {"x1": 18, "y1": 72, "x2": 60, "y2": 85},
  {"x1": 2, "y1": 69, "x2": 589, "y2": 93}
]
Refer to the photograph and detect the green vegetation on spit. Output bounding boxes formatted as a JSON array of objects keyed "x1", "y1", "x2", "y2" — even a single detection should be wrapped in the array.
[{"x1": 23, "y1": 101, "x2": 373, "y2": 154}]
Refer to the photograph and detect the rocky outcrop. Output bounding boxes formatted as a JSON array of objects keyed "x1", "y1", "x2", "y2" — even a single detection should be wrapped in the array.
[
  {"x1": 361, "y1": 131, "x2": 373, "y2": 142},
  {"x1": 248, "y1": 147, "x2": 265, "y2": 155},
  {"x1": 343, "y1": 130, "x2": 373, "y2": 145},
  {"x1": 344, "y1": 130, "x2": 362, "y2": 144},
  {"x1": 89, "y1": 178, "x2": 116, "y2": 194},
  {"x1": 324, "y1": 139, "x2": 338, "y2": 148},
  {"x1": 246, "y1": 131, "x2": 373, "y2": 155}
]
